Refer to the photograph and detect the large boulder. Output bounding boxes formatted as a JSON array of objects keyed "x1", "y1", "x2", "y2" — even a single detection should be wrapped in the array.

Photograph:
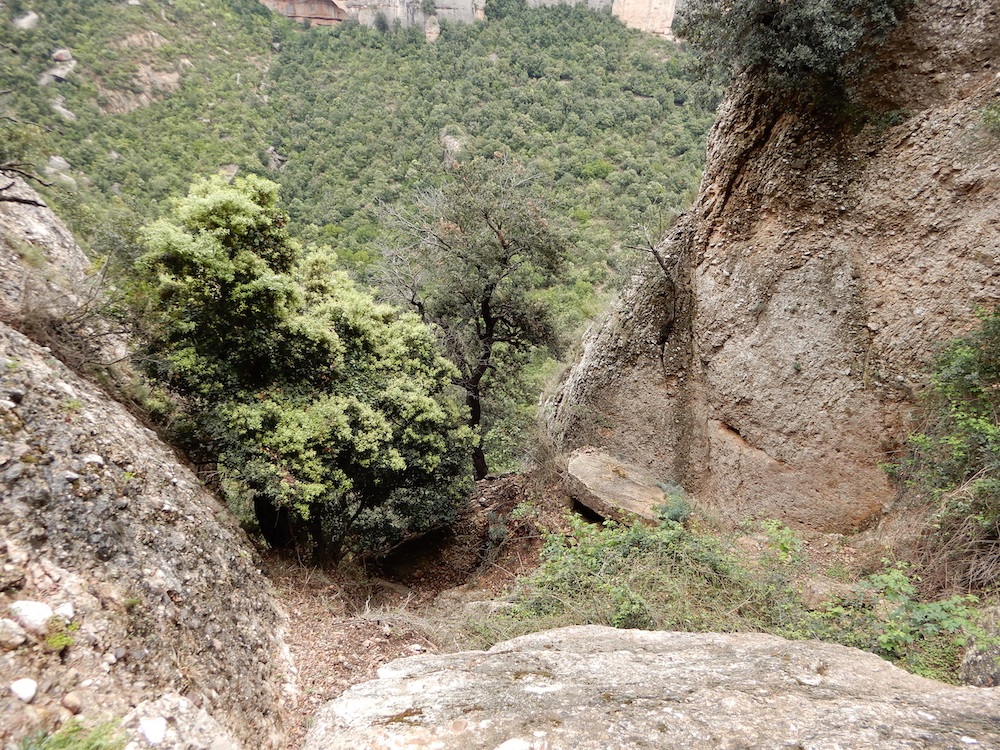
[
  {"x1": 305, "y1": 625, "x2": 1000, "y2": 749},
  {"x1": 544, "y1": 0, "x2": 1000, "y2": 534},
  {"x1": 565, "y1": 448, "x2": 667, "y2": 523}
]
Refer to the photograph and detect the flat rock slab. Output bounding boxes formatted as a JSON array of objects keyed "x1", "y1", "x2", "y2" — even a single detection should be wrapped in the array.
[
  {"x1": 565, "y1": 448, "x2": 666, "y2": 522},
  {"x1": 304, "y1": 625, "x2": 1000, "y2": 750}
]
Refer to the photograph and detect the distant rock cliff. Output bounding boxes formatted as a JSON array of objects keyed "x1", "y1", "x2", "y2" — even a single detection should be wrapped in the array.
[
  {"x1": 547, "y1": 0, "x2": 1000, "y2": 533},
  {"x1": 261, "y1": 0, "x2": 678, "y2": 36}
]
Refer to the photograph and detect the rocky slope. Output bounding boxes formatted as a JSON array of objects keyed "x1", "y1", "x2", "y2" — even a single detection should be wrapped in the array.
[
  {"x1": 0, "y1": 181, "x2": 295, "y2": 748},
  {"x1": 304, "y1": 625, "x2": 1000, "y2": 749},
  {"x1": 547, "y1": 0, "x2": 1000, "y2": 533}
]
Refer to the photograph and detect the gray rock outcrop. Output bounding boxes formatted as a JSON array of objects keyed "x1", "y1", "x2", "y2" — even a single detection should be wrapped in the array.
[
  {"x1": 0, "y1": 180, "x2": 294, "y2": 748},
  {"x1": 304, "y1": 625, "x2": 1000, "y2": 749},
  {"x1": 545, "y1": 0, "x2": 1000, "y2": 533}
]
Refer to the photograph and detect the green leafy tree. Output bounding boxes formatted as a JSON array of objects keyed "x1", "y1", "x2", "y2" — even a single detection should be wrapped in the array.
[
  {"x1": 380, "y1": 156, "x2": 566, "y2": 479},
  {"x1": 674, "y1": 0, "x2": 911, "y2": 97},
  {"x1": 131, "y1": 174, "x2": 471, "y2": 560},
  {"x1": 485, "y1": 0, "x2": 527, "y2": 21}
]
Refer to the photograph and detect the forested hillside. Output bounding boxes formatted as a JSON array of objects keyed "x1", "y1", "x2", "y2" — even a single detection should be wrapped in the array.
[
  {"x1": 1, "y1": 0, "x2": 277, "y2": 209},
  {"x1": 269, "y1": 8, "x2": 715, "y2": 268},
  {"x1": 1, "y1": 0, "x2": 715, "y2": 470},
  {"x1": 1, "y1": 1, "x2": 714, "y2": 264}
]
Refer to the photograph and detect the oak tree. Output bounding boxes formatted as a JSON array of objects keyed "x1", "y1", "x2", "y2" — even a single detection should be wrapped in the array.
[{"x1": 380, "y1": 156, "x2": 567, "y2": 479}]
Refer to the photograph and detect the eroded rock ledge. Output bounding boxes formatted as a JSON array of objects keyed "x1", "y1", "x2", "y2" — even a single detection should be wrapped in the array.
[{"x1": 304, "y1": 625, "x2": 1000, "y2": 749}]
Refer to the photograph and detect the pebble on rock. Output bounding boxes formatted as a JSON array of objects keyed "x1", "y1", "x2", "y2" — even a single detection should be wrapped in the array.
[
  {"x1": 10, "y1": 678, "x2": 37, "y2": 703},
  {"x1": 140, "y1": 716, "x2": 167, "y2": 745},
  {"x1": 62, "y1": 691, "x2": 83, "y2": 714},
  {"x1": 0, "y1": 618, "x2": 27, "y2": 649}
]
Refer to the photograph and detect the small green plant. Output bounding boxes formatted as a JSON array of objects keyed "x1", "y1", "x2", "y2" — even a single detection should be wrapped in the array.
[
  {"x1": 760, "y1": 519, "x2": 804, "y2": 565},
  {"x1": 895, "y1": 307, "x2": 1000, "y2": 590},
  {"x1": 802, "y1": 561, "x2": 984, "y2": 681},
  {"x1": 62, "y1": 398, "x2": 83, "y2": 413},
  {"x1": 510, "y1": 501, "x2": 540, "y2": 521},
  {"x1": 18, "y1": 721, "x2": 126, "y2": 750},
  {"x1": 43, "y1": 616, "x2": 79, "y2": 653},
  {"x1": 983, "y1": 102, "x2": 1000, "y2": 134},
  {"x1": 486, "y1": 511, "x2": 509, "y2": 547},
  {"x1": 654, "y1": 481, "x2": 693, "y2": 523}
]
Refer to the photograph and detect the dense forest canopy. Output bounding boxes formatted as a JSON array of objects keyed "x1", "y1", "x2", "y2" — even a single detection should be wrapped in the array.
[{"x1": 0, "y1": 0, "x2": 715, "y2": 267}]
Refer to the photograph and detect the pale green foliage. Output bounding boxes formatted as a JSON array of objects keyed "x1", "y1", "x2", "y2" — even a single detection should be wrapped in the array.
[{"x1": 132, "y1": 175, "x2": 472, "y2": 560}]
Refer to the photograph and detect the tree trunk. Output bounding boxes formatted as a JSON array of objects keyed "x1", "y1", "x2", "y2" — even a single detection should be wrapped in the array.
[
  {"x1": 466, "y1": 383, "x2": 489, "y2": 480},
  {"x1": 254, "y1": 496, "x2": 294, "y2": 550},
  {"x1": 472, "y1": 445, "x2": 489, "y2": 480}
]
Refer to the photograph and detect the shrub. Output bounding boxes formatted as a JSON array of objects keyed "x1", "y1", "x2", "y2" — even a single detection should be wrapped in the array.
[
  {"x1": 674, "y1": 0, "x2": 912, "y2": 98},
  {"x1": 459, "y1": 517, "x2": 983, "y2": 682},
  {"x1": 129, "y1": 175, "x2": 472, "y2": 561},
  {"x1": 897, "y1": 307, "x2": 1000, "y2": 590}
]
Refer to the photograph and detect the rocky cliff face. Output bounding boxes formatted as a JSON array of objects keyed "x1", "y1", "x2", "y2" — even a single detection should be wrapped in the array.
[
  {"x1": 547, "y1": 0, "x2": 1000, "y2": 533},
  {"x1": 0, "y1": 181, "x2": 295, "y2": 748},
  {"x1": 259, "y1": 0, "x2": 678, "y2": 36}
]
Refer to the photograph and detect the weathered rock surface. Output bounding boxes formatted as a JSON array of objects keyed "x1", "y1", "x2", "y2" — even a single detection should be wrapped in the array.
[
  {"x1": 546, "y1": 0, "x2": 1000, "y2": 533},
  {"x1": 305, "y1": 625, "x2": 1000, "y2": 749},
  {"x1": 566, "y1": 448, "x2": 665, "y2": 522},
  {"x1": 961, "y1": 606, "x2": 1000, "y2": 688},
  {"x1": 0, "y1": 180, "x2": 294, "y2": 747}
]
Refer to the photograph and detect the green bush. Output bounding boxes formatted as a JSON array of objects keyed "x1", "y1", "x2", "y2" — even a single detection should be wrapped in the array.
[
  {"x1": 130, "y1": 175, "x2": 472, "y2": 561},
  {"x1": 674, "y1": 0, "x2": 912, "y2": 98},
  {"x1": 984, "y1": 102, "x2": 1000, "y2": 134},
  {"x1": 897, "y1": 307, "x2": 1000, "y2": 590},
  {"x1": 461, "y1": 517, "x2": 983, "y2": 682}
]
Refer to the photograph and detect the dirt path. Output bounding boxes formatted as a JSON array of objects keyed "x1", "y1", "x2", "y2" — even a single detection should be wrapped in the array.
[
  {"x1": 269, "y1": 562, "x2": 441, "y2": 749},
  {"x1": 267, "y1": 474, "x2": 551, "y2": 749}
]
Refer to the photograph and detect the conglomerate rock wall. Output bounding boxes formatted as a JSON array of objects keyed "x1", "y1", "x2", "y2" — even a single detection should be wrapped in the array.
[
  {"x1": 546, "y1": 0, "x2": 1000, "y2": 533},
  {"x1": 0, "y1": 180, "x2": 295, "y2": 748}
]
